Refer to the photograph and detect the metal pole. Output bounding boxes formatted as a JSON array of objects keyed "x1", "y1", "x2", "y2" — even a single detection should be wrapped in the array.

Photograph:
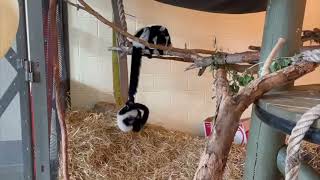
[
  {"x1": 25, "y1": 0, "x2": 51, "y2": 179},
  {"x1": 244, "y1": 0, "x2": 306, "y2": 179}
]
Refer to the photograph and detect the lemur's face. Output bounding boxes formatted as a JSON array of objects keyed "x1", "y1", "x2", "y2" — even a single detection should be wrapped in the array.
[{"x1": 157, "y1": 29, "x2": 171, "y2": 47}]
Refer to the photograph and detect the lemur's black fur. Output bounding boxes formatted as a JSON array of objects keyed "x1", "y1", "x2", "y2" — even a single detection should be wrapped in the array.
[
  {"x1": 118, "y1": 101, "x2": 149, "y2": 132},
  {"x1": 117, "y1": 25, "x2": 171, "y2": 132}
]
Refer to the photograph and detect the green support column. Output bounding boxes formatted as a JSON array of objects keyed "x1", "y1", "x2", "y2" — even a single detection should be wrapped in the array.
[
  {"x1": 112, "y1": 31, "x2": 125, "y2": 107},
  {"x1": 111, "y1": 0, "x2": 129, "y2": 107},
  {"x1": 244, "y1": 0, "x2": 306, "y2": 180},
  {"x1": 277, "y1": 147, "x2": 320, "y2": 180}
]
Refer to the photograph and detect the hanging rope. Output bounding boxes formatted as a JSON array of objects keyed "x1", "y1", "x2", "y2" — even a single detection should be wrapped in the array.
[
  {"x1": 285, "y1": 104, "x2": 320, "y2": 180},
  {"x1": 117, "y1": 0, "x2": 127, "y2": 32},
  {"x1": 116, "y1": 0, "x2": 128, "y2": 46},
  {"x1": 284, "y1": 49, "x2": 320, "y2": 180},
  {"x1": 292, "y1": 49, "x2": 320, "y2": 63}
]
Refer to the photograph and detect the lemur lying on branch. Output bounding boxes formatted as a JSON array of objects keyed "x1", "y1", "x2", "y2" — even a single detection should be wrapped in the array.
[{"x1": 117, "y1": 25, "x2": 172, "y2": 132}]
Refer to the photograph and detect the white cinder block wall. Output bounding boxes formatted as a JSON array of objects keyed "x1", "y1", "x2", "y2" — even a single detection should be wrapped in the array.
[{"x1": 68, "y1": 0, "x2": 320, "y2": 135}]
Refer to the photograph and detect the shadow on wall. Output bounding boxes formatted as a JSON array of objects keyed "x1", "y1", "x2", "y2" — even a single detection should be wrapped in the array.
[
  {"x1": 69, "y1": 26, "x2": 113, "y2": 57},
  {"x1": 69, "y1": 25, "x2": 114, "y2": 109},
  {"x1": 70, "y1": 80, "x2": 114, "y2": 109}
]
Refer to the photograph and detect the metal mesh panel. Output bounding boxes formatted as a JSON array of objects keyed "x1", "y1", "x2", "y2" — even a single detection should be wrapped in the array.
[
  {"x1": 43, "y1": 0, "x2": 69, "y2": 179},
  {"x1": 56, "y1": 1, "x2": 68, "y2": 109},
  {"x1": 43, "y1": 0, "x2": 54, "y2": 130}
]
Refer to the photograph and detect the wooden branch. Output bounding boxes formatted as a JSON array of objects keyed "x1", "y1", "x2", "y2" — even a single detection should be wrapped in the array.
[
  {"x1": 236, "y1": 60, "x2": 318, "y2": 112},
  {"x1": 249, "y1": 28, "x2": 320, "y2": 51},
  {"x1": 228, "y1": 64, "x2": 258, "y2": 74},
  {"x1": 110, "y1": 45, "x2": 320, "y2": 72},
  {"x1": 213, "y1": 68, "x2": 231, "y2": 121},
  {"x1": 194, "y1": 59, "x2": 319, "y2": 179},
  {"x1": 249, "y1": 45, "x2": 320, "y2": 52},
  {"x1": 301, "y1": 45, "x2": 320, "y2": 51},
  {"x1": 110, "y1": 46, "x2": 257, "y2": 74},
  {"x1": 67, "y1": 1, "x2": 320, "y2": 73},
  {"x1": 302, "y1": 28, "x2": 320, "y2": 43},
  {"x1": 68, "y1": 0, "x2": 262, "y2": 71},
  {"x1": 195, "y1": 99, "x2": 241, "y2": 180},
  {"x1": 69, "y1": 0, "x2": 215, "y2": 55},
  {"x1": 65, "y1": 0, "x2": 85, "y2": 10},
  {"x1": 109, "y1": 45, "x2": 259, "y2": 66},
  {"x1": 215, "y1": 69, "x2": 231, "y2": 99},
  {"x1": 248, "y1": 45, "x2": 261, "y2": 51},
  {"x1": 261, "y1": 38, "x2": 286, "y2": 76}
]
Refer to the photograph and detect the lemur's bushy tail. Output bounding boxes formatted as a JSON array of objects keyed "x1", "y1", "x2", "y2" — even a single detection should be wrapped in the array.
[
  {"x1": 131, "y1": 103, "x2": 149, "y2": 132},
  {"x1": 128, "y1": 46, "x2": 142, "y2": 102}
]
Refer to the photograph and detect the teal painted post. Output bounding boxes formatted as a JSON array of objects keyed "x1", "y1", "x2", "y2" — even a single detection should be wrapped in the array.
[
  {"x1": 244, "y1": 0, "x2": 306, "y2": 179},
  {"x1": 277, "y1": 147, "x2": 320, "y2": 180}
]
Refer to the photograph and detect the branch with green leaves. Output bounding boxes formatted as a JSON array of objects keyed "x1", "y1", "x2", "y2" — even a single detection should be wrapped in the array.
[{"x1": 195, "y1": 44, "x2": 320, "y2": 180}]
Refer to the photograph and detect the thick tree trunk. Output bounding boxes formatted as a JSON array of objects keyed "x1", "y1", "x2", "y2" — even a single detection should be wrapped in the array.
[
  {"x1": 194, "y1": 61, "x2": 318, "y2": 180},
  {"x1": 194, "y1": 69, "x2": 242, "y2": 180},
  {"x1": 194, "y1": 99, "x2": 241, "y2": 180}
]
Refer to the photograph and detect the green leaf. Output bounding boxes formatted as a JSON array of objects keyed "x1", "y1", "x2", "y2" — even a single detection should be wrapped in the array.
[
  {"x1": 270, "y1": 61, "x2": 282, "y2": 72},
  {"x1": 270, "y1": 58, "x2": 292, "y2": 73},
  {"x1": 282, "y1": 58, "x2": 292, "y2": 67},
  {"x1": 246, "y1": 75, "x2": 254, "y2": 84},
  {"x1": 239, "y1": 74, "x2": 254, "y2": 86},
  {"x1": 238, "y1": 76, "x2": 245, "y2": 86}
]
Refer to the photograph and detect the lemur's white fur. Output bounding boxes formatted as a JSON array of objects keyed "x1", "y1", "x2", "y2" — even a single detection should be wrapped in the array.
[
  {"x1": 160, "y1": 26, "x2": 166, "y2": 31},
  {"x1": 152, "y1": 36, "x2": 157, "y2": 44},
  {"x1": 165, "y1": 36, "x2": 170, "y2": 46},
  {"x1": 117, "y1": 109, "x2": 139, "y2": 132},
  {"x1": 132, "y1": 28, "x2": 150, "y2": 48}
]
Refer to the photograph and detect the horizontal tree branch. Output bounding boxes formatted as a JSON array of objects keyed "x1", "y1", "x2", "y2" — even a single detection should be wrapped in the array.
[
  {"x1": 302, "y1": 28, "x2": 320, "y2": 43},
  {"x1": 236, "y1": 48, "x2": 320, "y2": 112},
  {"x1": 301, "y1": 45, "x2": 320, "y2": 51},
  {"x1": 110, "y1": 46, "x2": 259, "y2": 65},
  {"x1": 66, "y1": 0, "x2": 269, "y2": 73},
  {"x1": 109, "y1": 45, "x2": 320, "y2": 73},
  {"x1": 67, "y1": 1, "x2": 320, "y2": 74},
  {"x1": 72, "y1": 0, "x2": 216, "y2": 55},
  {"x1": 235, "y1": 60, "x2": 318, "y2": 112},
  {"x1": 110, "y1": 46, "x2": 258, "y2": 74}
]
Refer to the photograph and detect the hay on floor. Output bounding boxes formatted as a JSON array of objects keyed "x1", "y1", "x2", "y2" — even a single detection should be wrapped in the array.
[
  {"x1": 65, "y1": 102, "x2": 319, "y2": 180},
  {"x1": 66, "y1": 102, "x2": 245, "y2": 180}
]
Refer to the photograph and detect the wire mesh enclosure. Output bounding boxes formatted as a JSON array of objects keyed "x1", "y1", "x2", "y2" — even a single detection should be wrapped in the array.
[
  {"x1": 2, "y1": 0, "x2": 72, "y2": 179},
  {"x1": 42, "y1": 0, "x2": 70, "y2": 179}
]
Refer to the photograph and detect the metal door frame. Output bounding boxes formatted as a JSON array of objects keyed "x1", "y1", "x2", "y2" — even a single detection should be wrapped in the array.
[
  {"x1": 25, "y1": 0, "x2": 51, "y2": 179},
  {"x1": 0, "y1": 0, "x2": 33, "y2": 179}
]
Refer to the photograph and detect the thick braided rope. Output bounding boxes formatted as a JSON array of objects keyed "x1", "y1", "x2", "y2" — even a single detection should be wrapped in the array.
[
  {"x1": 116, "y1": 0, "x2": 128, "y2": 46},
  {"x1": 117, "y1": 0, "x2": 127, "y2": 32},
  {"x1": 292, "y1": 49, "x2": 320, "y2": 63},
  {"x1": 285, "y1": 104, "x2": 320, "y2": 180},
  {"x1": 285, "y1": 49, "x2": 320, "y2": 180}
]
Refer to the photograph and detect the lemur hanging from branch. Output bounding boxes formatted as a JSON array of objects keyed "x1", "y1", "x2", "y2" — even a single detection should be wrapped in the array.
[{"x1": 117, "y1": 25, "x2": 172, "y2": 132}]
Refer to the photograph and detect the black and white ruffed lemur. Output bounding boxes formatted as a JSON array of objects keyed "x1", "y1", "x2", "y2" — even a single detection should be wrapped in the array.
[{"x1": 117, "y1": 25, "x2": 172, "y2": 132}]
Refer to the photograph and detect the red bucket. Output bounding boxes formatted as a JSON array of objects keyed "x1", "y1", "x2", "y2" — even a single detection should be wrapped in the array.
[{"x1": 203, "y1": 117, "x2": 250, "y2": 145}]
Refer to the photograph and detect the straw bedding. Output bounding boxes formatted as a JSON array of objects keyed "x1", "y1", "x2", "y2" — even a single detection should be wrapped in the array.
[{"x1": 65, "y1": 102, "x2": 319, "y2": 180}]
